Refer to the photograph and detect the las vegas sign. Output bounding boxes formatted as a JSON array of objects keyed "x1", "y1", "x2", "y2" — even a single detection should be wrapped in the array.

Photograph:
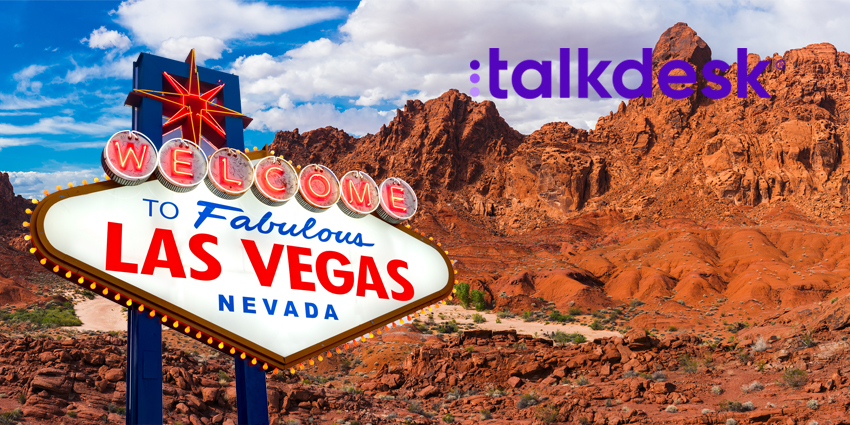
[{"x1": 25, "y1": 129, "x2": 455, "y2": 372}]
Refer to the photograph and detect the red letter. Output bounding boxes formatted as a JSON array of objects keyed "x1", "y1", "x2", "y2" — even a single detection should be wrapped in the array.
[
  {"x1": 264, "y1": 166, "x2": 286, "y2": 191},
  {"x1": 356, "y1": 256, "x2": 389, "y2": 299},
  {"x1": 308, "y1": 173, "x2": 331, "y2": 198},
  {"x1": 388, "y1": 259, "x2": 413, "y2": 301},
  {"x1": 241, "y1": 239, "x2": 284, "y2": 287},
  {"x1": 287, "y1": 246, "x2": 315, "y2": 291},
  {"x1": 141, "y1": 228, "x2": 186, "y2": 278},
  {"x1": 113, "y1": 141, "x2": 147, "y2": 171},
  {"x1": 388, "y1": 185, "x2": 407, "y2": 213},
  {"x1": 189, "y1": 234, "x2": 221, "y2": 281},
  {"x1": 220, "y1": 157, "x2": 243, "y2": 186},
  {"x1": 105, "y1": 222, "x2": 138, "y2": 274},
  {"x1": 172, "y1": 149, "x2": 193, "y2": 177},
  {"x1": 316, "y1": 251, "x2": 353, "y2": 295},
  {"x1": 346, "y1": 179, "x2": 371, "y2": 207}
]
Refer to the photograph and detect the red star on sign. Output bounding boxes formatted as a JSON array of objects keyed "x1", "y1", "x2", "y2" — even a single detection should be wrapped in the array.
[{"x1": 124, "y1": 49, "x2": 252, "y2": 149}]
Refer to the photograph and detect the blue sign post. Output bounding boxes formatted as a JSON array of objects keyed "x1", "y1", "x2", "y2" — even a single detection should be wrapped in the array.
[{"x1": 125, "y1": 50, "x2": 267, "y2": 425}]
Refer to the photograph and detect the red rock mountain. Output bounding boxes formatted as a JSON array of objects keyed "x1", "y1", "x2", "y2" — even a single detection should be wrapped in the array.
[
  {"x1": 267, "y1": 22, "x2": 850, "y2": 318},
  {"x1": 270, "y1": 23, "x2": 850, "y2": 233},
  {"x1": 0, "y1": 172, "x2": 29, "y2": 247}
]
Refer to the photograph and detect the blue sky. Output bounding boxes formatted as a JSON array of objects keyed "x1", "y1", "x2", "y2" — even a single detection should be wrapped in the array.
[{"x1": 3, "y1": 0, "x2": 850, "y2": 198}]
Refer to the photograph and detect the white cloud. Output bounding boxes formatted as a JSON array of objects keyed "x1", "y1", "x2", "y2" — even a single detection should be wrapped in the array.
[
  {"x1": 82, "y1": 26, "x2": 132, "y2": 51},
  {"x1": 250, "y1": 103, "x2": 393, "y2": 137},
  {"x1": 0, "y1": 137, "x2": 42, "y2": 150},
  {"x1": 61, "y1": 54, "x2": 135, "y2": 84},
  {"x1": 157, "y1": 36, "x2": 229, "y2": 64},
  {"x1": 13, "y1": 65, "x2": 48, "y2": 93},
  {"x1": 0, "y1": 93, "x2": 66, "y2": 110},
  {"x1": 0, "y1": 116, "x2": 129, "y2": 136},
  {"x1": 5, "y1": 168, "x2": 106, "y2": 199},
  {"x1": 112, "y1": 0, "x2": 346, "y2": 63},
  {"x1": 228, "y1": 0, "x2": 850, "y2": 134}
]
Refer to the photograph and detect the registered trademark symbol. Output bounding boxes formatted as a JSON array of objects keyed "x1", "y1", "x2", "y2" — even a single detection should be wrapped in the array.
[{"x1": 776, "y1": 59, "x2": 786, "y2": 70}]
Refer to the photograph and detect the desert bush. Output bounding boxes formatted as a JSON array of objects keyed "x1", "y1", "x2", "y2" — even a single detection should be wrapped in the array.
[
  {"x1": 678, "y1": 354, "x2": 699, "y2": 374},
  {"x1": 726, "y1": 420, "x2": 737, "y2": 425},
  {"x1": 455, "y1": 283, "x2": 471, "y2": 308},
  {"x1": 479, "y1": 409, "x2": 492, "y2": 420},
  {"x1": 575, "y1": 376, "x2": 590, "y2": 386},
  {"x1": 516, "y1": 392, "x2": 539, "y2": 409},
  {"x1": 522, "y1": 310, "x2": 533, "y2": 321},
  {"x1": 718, "y1": 400, "x2": 754, "y2": 412},
  {"x1": 471, "y1": 290, "x2": 488, "y2": 311},
  {"x1": 665, "y1": 405, "x2": 678, "y2": 413},
  {"x1": 552, "y1": 331, "x2": 586, "y2": 345},
  {"x1": 437, "y1": 320, "x2": 459, "y2": 334},
  {"x1": 589, "y1": 321, "x2": 603, "y2": 330},
  {"x1": 471, "y1": 313, "x2": 485, "y2": 324},
  {"x1": 442, "y1": 412, "x2": 454, "y2": 423},
  {"x1": 752, "y1": 336, "x2": 769, "y2": 352},
  {"x1": 0, "y1": 303, "x2": 82, "y2": 328},
  {"x1": 741, "y1": 381, "x2": 764, "y2": 393},
  {"x1": 535, "y1": 405, "x2": 558, "y2": 423},
  {"x1": 651, "y1": 371, "x2": 667, "y2": 382},
  {"x1": 630, "y1": 300, "x2": 644, "y2": 307},
  {"x1": 799, "y1": 331, "x2": 817, "y2": 348},
  {"x1": 568, "y1": 307, "x2": 583, "y2": 316},
  {"x1": 710, "y1": 386, "x2": 723, "y2": 395},
  {"x1": 623, "y1": 370, "x2": 639, "y2": 378},
  {"x1": 407, "y1": 401, "x2": 424, "y2": 414},
  {"x1": 781, "y1": 367, "x2": 808, "y2": 388},
  {"x1": 807, "y1": 399, "x2": 818, "y2": 410}
]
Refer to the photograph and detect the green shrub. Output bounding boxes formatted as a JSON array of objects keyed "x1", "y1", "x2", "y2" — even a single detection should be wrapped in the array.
[
  {"x1": 535, "y1": 405, "x2": 558, "y2": 423},
  {"x1": 0, "y1": 408, "x2": 23, "y2": 424},
  {"x1": 568, "y1": 307, "x2": 583, "y2": 316},
  {"x1": 67, "y1": 410, "x2": 77, "y2": 418},
  {"x1": 437, "y1": 320, "x2": 458, "y2": 334},
  {"x1": 472, "y1": 313, "x2": 485, "y2": 324},
  {"x1": 678, "y1": 355, "x2": 698, "y2": 374},
  {"x1": 589, "y1": 321, "x2": 603, "y2": 330},
  {"x1": 442, "y1": 412, "x2": 454, "y2": 423},
  {"x1": 0, "y1": 303, "x2": 81, "y2": 328},
  {"x1": 516, "y1": 392, "x2": 538, "y2": 409},
  {"x1": 455, "y1": 282, "x2": 471, "y2": 308},
  {"x1": 552, "y1": 331, "x2": 586, "y2": 345},
  {"x1": 522, "y1": 310, "x2": 533, "y2": 322},
  {"x1": 471, "y1": 290, "x2": 488, "y2": 311},
  {"x1": 781, "y1": 367, "x2": 807, "y2": 388}
]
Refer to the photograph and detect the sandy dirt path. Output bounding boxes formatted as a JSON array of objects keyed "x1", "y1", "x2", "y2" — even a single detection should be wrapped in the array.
[
  {"x1": 435, "y1": 305, "x2": 621, "y2": 341},
  {"x1": 65, "y1": 297, "x2": 126, "y2": 332}
]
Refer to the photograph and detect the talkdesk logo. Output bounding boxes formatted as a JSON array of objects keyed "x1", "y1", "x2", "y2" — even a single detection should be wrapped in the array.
[{"x1": 469, "y1": 48, "x2": 775, "y2": 100}]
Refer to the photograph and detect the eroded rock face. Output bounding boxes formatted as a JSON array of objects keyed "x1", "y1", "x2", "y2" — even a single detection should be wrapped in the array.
[{"x1": 0, "y1": 172, "x2": 28, "y2": 246}]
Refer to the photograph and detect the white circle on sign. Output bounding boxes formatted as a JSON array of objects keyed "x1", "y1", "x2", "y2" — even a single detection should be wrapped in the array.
[
  {"x1": 156, "y1": 138, "x2": 207, "y2": 192},
  {"x1": 297, "y1": 164, "x2": 341, "y2": 210},
  {"x1": 252, "y1": 156, "x2": 299, "y2": 205},
  {"x1": 101, "y1": 130, "x2": 158, "y2": 186},
  {"x1": 206, "y1": 148, "x2": 254, "y2": 199},
  {"x1": 377, "y1": 177, "x2": 417, "y2": 223},
  {"x1": 338, "y1": 171, "x2": 380, "y2": 216}
]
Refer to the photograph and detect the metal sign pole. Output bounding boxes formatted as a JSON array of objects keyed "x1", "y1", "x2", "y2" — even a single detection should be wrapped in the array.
[
  {"x1": 125, "y1": 51, "x2": 267, "y2": 425},
  {"x1": 235, "y1": 358, "x2": 269, "y2": 425},
  {"x1": 126, "y1": 309, "x2": 163, "y2": 425}
]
